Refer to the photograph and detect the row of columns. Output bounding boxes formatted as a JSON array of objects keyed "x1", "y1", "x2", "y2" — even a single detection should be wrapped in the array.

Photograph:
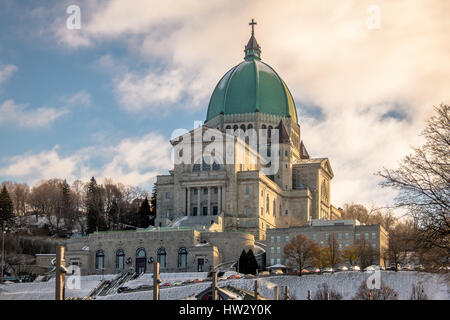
[{"x1": 185, "y1": 186, "x2": 223, "y2": 216}]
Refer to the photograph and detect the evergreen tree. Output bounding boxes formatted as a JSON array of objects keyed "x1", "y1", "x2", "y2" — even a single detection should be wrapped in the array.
[
  {"x1": 246, "y1": 249, "x2": 259, "y2": 274},
  {"x1": 137, "y1": 197, "x2": 151, "y2": 228},
  {"x1": 0, "y1": 186, "x2": 14, "y2": 227},
  {"x1": 238, "y1": 250, "x2": 248, "y2": 273},
  {"x1": 86, "y1": 177, "x2": 106, "y2": 234},
  {"x1": 108, "y1": 199, "x2": 119, "y2": 230}
]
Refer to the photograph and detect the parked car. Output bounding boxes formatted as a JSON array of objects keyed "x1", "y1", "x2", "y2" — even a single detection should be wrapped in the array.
[
  {"x1": 322, "y1": 267, "x2": 334, "y2": 273},
  {"x1": 271, "y1": 269, "x2": 283, "y2": 275},
  {"x1": 350, "y1": 266, "x2": 360, "y2": 271},
  {"x1": 173, "y1": 281, "x2": 183, "y2": 286},
  {"x1": 414, "y1": 265, "x2": 425, "y2": 271},
  {"x1": 386, "y1": 265, "x2": 397, "y2": 271},
  {"x1": 337, "y1": 266, "x2": 348, "y2": 271},
  {"x1": 401, "y1": 265, "x2": 414, "y2": 271},
  {"x1": 300, "y1": 269, "x2": 310, "y2": 274},
  {"x1": 245, "y1": 274, "x2": 256, "y2": 278},
  {"x1": 311, "y1": 268, "x2": 321, "y2": 273},
  {"x1": 160, "y1": 282, "x2": 171, "y2": 288},
  {"x1": 257, "y1": 271, "x2": 270, "y2": 277},
  {"x1": 192, "y1": 278, "x2": 203, "y2": 283},
  {"x1": 227, "y1": 274, "x2": 242, "y2": 279}
]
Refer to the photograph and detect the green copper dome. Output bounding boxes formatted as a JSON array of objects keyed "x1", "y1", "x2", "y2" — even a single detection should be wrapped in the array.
[{"x1": 206, "y1": 20, "x2": 298, "y2": 123}]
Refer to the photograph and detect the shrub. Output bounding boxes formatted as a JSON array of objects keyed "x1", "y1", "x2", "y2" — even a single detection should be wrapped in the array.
[
  {"x1": 353, "y1": 280, "x2": 398, "y2": 300},
  {"x1": 314, "y1": 283, "x2": 342, "y2": 300},
  {"x1": 410, "y1": 282, "x2": 428, "y2": 300}
]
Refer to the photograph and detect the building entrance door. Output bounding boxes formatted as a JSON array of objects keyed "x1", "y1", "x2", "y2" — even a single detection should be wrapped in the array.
[
  {"x1": 197, "y1": 258, "x2": 205, "y2": 272},
  {"x1": 136, "y1": 248, "x2": 147, "y2": 274}
]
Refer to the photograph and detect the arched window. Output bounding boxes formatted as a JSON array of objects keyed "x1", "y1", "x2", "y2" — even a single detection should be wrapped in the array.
[
  {"x1": 266, "y1": 196, "x2": 270, "y2": 213},
  {"x1": 262, "y1": 124, "x2": 267, "y2": 129},
  {"x1": 157, "y1": 247, "x2": 167, "y2": 268},
  {"x1": 116, "y1": 249, "x2": 125, "y2": 269},
  {"x1": 225, "y1": 125, "x2": 232, "y2": 130},
  {"x1": 136, "y1": 248, "x2": 146, "y2": 258},
  {"x1": 240, "y1": 124, "x2": 246, "y2": 132},
  {"x1": 178, "y1": 247, "x2": 188, "y2": 269},
  {"x1": 268, "y1": 126, "x2": 273, "y2": 138},
  {"x1": 233, "y1": 125, "x2": 238, "y2": 131},
  {"x1": 212, "y1": 162, "x2": 221, "y2": 170},
  {"x1": 95, "y1": 250, "x2": 105, "y2": 270},
  {"x1": 247, "y1": 123, "x2": 253, "y2": 130}
]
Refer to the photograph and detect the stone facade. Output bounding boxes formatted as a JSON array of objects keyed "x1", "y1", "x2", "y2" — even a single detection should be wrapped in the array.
[
  {"x1": 265, "y1": 219, "x2": 389, "y2": 268},
  {"x1": 65, "y1": 227, "x2": 254, "y2": 275},
  {"x1": 156, "y1": 114, "x2": 337, "y2": 241}
]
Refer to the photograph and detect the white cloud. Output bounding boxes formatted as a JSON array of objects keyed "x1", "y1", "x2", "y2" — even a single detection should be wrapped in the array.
[
  {"x1": 0, "y1": 91, "x2": 91, "y2": 128},
  {"x1": 0, "y1": 100, "x2": 68, "y2": 128},
  {"x1": 30, "y1": 1, "x2": 450, "y2": 207},
  {"x1": 0, "y1": 64, "x2": 18, "y2": 87},
  {"x1": 0, "y1": 132, "x2": 172, "y2": 189}
]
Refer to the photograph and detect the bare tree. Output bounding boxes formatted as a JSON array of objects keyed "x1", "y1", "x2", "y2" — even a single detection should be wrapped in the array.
[
  {"x1": 283, "y1": 234, "x2": 320, "y2": 275},
  {"x1": 378, "y1": 104, "x2": 449, "y2": 253},
  {"x1": 321, "y1": 233, "x2": 342, "y2": 268},
  {"x1": 1, "y1": 181, "x2": 30, "y2": 216}
]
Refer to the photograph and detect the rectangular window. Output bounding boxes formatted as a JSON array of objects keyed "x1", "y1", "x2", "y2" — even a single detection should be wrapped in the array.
[
  {"x1": 365, "y1": 233, "x2": 369, "y2": 240},
  {"x1": 345, "y1": 232, "x2": 349, "y2": 240},
  {"x1": 372, "y1": 232, "x2": 376, "y2": 240},
  {"x1": 245, "y1": 208, "x2": 249, "y2": 216},
  {"x1": 165, "y1": 192, "x2": 170, "y2": 199},
  {"x1": 355, "y1": 233, "x2": 360, "y2": 240},
  {"x1": 270, "y1": 258, "x2": 275, "y2": 265},
  {"x1": 193, "y1": 207, "x2": 198, "y2": 216},
  {"x1": 270, "y1": 247, "x2": 274, "y2": 254},
  {"x1": 204, "y1": 188, "x2": 208, "y2": 195},
  {"x1": 325, "y1": 233, "x2": 329, "y2": 240},
  {"x1": 277, "y1": 258, "x2": 281, "y2": 264},
  {"x1": 285, "y1": 236, "x2": 289, "y2": 242},
  {"x1": 193, "y1": 188, "x2": 198, "y2": 195},
  {"x1": 277, "y1": 247, "x2": 280, "y2": 254},
  {"x1": 277, "y1": 236, "x2": 281, "y2": 242},
  {"x1": 214, "y1": 187, "x2": 218, "y2": 194},
  {"x1": 338, "y1": 243, "x2": 343, "y2": 249},
  {"x1": 372, "y1": 243, "x2": 376, "y2": 248},
  {"x1": 338, "y1": 233, "x2": 342, "y2": 240},
  {"x1": 213, "y1": 206, "x2": 218, "y2": 215},
  {"x1": 313, "y1": 233, "x2": 317, "y2": 241},
  {"x1": 271, "y1": 236, "x2": 275, "y2": 243},
  {"x1": 245, "y1": 187, "x2": 250, "y2": 195},
  {"x1": 202, "y1": 206, "x2": 208, "y2": 216}
]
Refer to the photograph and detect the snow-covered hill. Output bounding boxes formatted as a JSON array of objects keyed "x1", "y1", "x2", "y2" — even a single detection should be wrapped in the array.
[{"x1": 1, "y1": 271, "x2": 448, "y2": 300}]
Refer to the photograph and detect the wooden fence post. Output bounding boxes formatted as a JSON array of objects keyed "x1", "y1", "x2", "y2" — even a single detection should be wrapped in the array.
[
  {"x1": 211, "y1": 271, "x2": 218, "y2": 300},
  {"x1": 285, "y1": 286, "x2": 290, "y2": 300},
  {"x1": 254, "y1": 280, "x2": 259, "y2": 300},
  {"x1": 274, "y1": 286, "x2": 278, "y2": 300},
  {"x1": 55, "y1": 245, "x2": 66, "y2": 300},
  {"x1": 153, "y1": 262, "x2": 160, "y2": 300}
]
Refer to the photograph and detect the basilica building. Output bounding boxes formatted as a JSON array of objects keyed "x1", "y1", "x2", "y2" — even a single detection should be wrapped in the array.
[
  {"x1": 156, "y1": 21, "x2": 341, "y2": 241},
  {"x1": 65, "y1": 22, "x2": 343, "y2": 275}
]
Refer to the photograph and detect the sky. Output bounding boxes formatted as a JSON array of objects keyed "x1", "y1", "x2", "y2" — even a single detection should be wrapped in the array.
[{"x1": 0, "y1": 0, "x2": 449, "y2": 209}]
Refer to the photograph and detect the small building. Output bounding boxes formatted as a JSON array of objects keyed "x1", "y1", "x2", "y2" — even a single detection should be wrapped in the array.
[
  {"x1": 265, "y1": 219, "x2": 388, "y2": 267},
  {"x1": 65, "y1": 223, "x2": 254, "y2": 275}
]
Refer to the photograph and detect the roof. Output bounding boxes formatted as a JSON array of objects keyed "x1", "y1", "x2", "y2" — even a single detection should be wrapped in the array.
[{"x1": 206, "y1": 27, "x2": 298, "y2": 123}]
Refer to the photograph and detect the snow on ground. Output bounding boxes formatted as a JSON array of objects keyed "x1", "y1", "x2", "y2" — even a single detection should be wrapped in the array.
[
  {"x1": 0, "y1": 274, "x2": 116, "y2": 300},
  {"x1": 1, "y1": 271, "x2": 448, "y2": 300}
]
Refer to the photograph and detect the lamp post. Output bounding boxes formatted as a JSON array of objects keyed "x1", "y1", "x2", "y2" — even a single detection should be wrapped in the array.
[{"x1": 1, "y1": 224, "x2": 8, "y2": 283}]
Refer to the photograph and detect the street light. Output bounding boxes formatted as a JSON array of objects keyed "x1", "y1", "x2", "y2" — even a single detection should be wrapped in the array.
[{"x1": 1, "y1": 224, "x2": 8, "y2": 283}]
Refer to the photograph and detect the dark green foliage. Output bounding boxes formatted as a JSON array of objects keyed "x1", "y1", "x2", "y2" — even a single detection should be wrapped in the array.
[
  {"x1": 86, "y1": 177, "x2": 107, "y2": 234},
  {"x1": 137, "y1": 197, "x2": 151, "y2": 228},
  {"x1": 246, "y1": 249, "x2": 259, "y2": 274},
  {"x1": 0, "y1": 186, "x2": 14, "y2": 227},
  {"x1": 238, "y1": 250, "x2": 247, "y2": 273},
  {"x1": 237, "y1": 249, "x2": 259, "y2": 274}
]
